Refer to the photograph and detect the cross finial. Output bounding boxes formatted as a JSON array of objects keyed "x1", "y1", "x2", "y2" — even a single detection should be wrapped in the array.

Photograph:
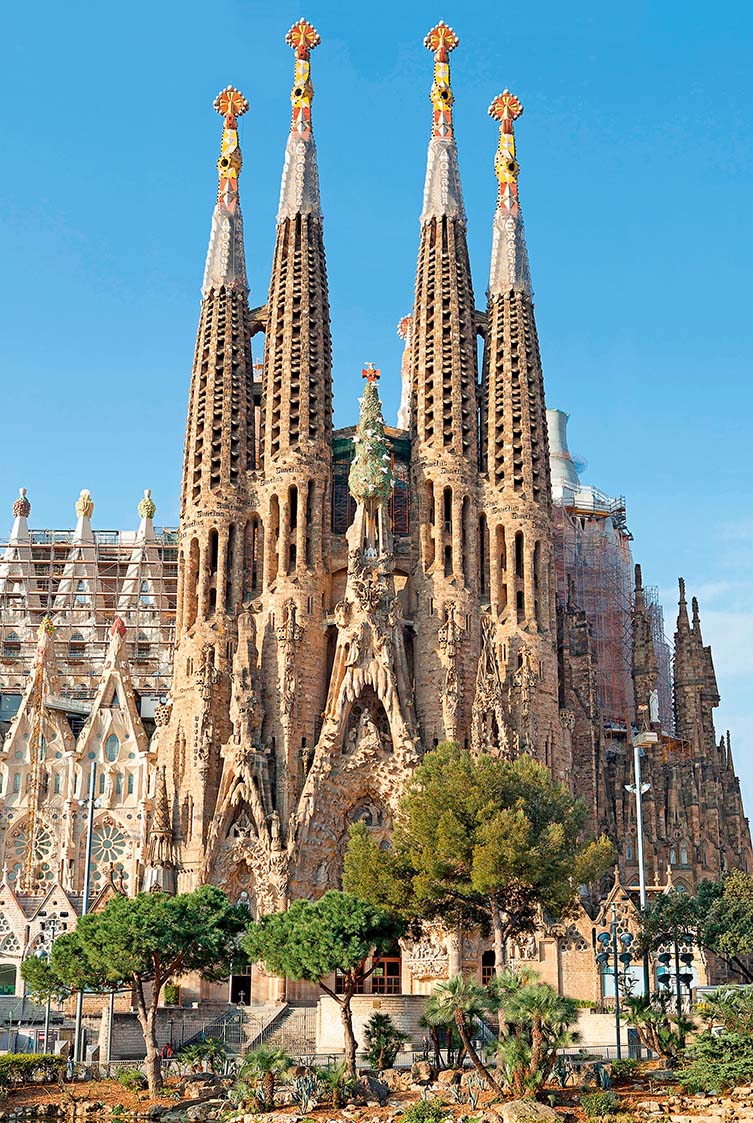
[
  {"x1": 424, "y1": 21, "x2": 459, "y2": 59},
  {"x1": 362, "y1": 363, "x2": 380, "y2": 383},
  {"x1": 489, "y1": 89, "x2": 524, "y2": 129},
  {"x1": 213, "y1": 86, "x2": 249, "y2": 125}
]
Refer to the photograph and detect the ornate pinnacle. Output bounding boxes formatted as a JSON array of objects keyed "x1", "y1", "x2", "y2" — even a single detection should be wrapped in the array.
[
  {"x1": 110, "y1": 616, "x2": 127, "y2": 640},
  {"x1": 489, "y1": 90, "x2": 524, "y2": 211},
  {"x1": 75, "y1": 489, "x2": 94, "y2": 519},
  {"x1": 212, "y1": 86, "x2": 248, "y2": 206},
  {"x1": 138, "y1": 488, "x2": 156, "y2": 520},
  {"x1": 12, "y1": 487, "x2": 30, "y2": 519},
  {"x1": 349, "y1": 370, "x2": 393, "y2": 505},
  {"x1": 286, "y1": 19, "x2": 320, "y2": 139},
  {"x1": 424, "y1": 21, "x2": 459, "y2": 139},
  {"x1": 362, "y1": 363, "x2": 380, "y2": 384}
]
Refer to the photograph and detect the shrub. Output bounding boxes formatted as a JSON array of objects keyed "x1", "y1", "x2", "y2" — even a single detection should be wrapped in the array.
[
  {"x1": 679, "y1": 1030, "x2": 753, "y2": 1093},
  {"x1": 116, "y1": 1067, "x2": 148, "y2": 1092},
  {"x1": 363, "y1": 1012, "x2": 409, "y2": 1071},
  {"x1": 316, "y1": 1061, "x2": 358, "y2": 1107},
  {"x1": 610, "y1": 1058, "x2": 639, "y2": 1083},
  {"x1": 580, "y1": 1091, "x2": 620, "y2": 1118},
  {"x1": 400, "y1": 1101, "x2": 447, "y2": 1123},
  {"x1": 163, "y1": 983, "x2": 180, "y2": 1006},
  {"x1": 0, "y1": 1055, "x2": 66, "y2": 1087}
]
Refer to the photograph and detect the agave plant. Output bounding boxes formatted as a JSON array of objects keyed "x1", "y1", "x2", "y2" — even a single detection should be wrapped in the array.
[{"x1": 288, "y1": 1071, "x2": 318, "y2": 1113}]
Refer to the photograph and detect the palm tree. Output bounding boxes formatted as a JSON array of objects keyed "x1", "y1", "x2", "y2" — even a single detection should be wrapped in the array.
[
  {"x1": 238, "y1": 1044, "x2": 293, "y2": 1110},
  {"x1": 428, "y1": 975, "x2": 502, "y2": 1093},
  {"x1": 490, "y1": 968, "x2": 578, "y2": 1096}
]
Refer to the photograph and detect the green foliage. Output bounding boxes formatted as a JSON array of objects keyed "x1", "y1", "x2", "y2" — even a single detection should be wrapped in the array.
[
  {"x1": 179, "y1": 1037, "x2": 229, "y2": 1074},
  {"x1": 624, "y1": 993, "x2": 694, "y2": 1067},
  {"x1": 580, "y1": 1092, "x2": 619, "y2": 1118},
  {"x1": 491, "y1": 967, "x2": 579, "y2": 1097},
  {"x1": 345, "y1": 745, "x2": 614, "y2": 943},
  {"x1": 427, "y1": 975, "x2": 500, "y2": 1091},
  {"x1": 678, "y1": 1030, "x2": 753, "y2": 1093},
  {"x1": 348, "y1": 378, "x2": 393, "y2": 504},
  {"x1": 609, "y1": 1058, "x2": 639, "y2": 1083},
  {"x1": 288, "y1": 1072, "x2": 318, "y2": 1113},
  {"x1": 0, "y1": 1055, "x2": 66, "y2": 1088},
  {"x1": 163, "y1": 983, "x2": 180, "y2": 1006},
  {"x1": 316, "y1": 1060, "x2": 358, "y2": 1106},
  {"x1": 696, "y1": 984, "x2": 753, "y2": 1033},
  {"x1": 242, "y1": 890, "x2": 404, "y2": 985},
  {"x1": 399, "y1": 1099, "x2": 447, "y2": 1123},
  {"x1": 50, "y1": 885, "x2": 247, "y2": 994},
  {"x1": 237, "y1": 1046, "x2": 292, "y2": 1108},
  {"x1": 362, "y1": 1012, "x2": 409, "y2": 1071},
  {"x1": 115, "y1": 1067, "x2": 148, "y2": 1092},
  {"x1": 20, "y1": 955, "x2": 69, "y2": 1003}
]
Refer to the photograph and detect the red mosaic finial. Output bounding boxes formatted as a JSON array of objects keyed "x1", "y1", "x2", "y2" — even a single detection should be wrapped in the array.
[
  {"x1": 362, "y1": 363, "x2": 381, "y2": 383},
  {"x1": 110, "y1": 616, "x2": 127, "y2": 640},
  {"x1": 213, "y1": 86, "x2": 249, "y2": 126},
  {"x1": 424, "y1": 21, "x2": 459, "y2": 58},
  {"x1": 424, "y1": 21, "x2": 459, "y2": 139},
  {"x1": 489, "y1": 89, "x2": 524, "y2": 132},
  {"x1": 286, "y1": 18, "x2": 321, "y2": 59},
  {"x1": 12, "y1": 488, "x2": 30, "y2": 519}
]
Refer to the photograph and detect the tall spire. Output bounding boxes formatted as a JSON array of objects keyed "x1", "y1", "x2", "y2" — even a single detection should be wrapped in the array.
[
  {"x1": 278, "y1": 19, "x2": 322, "y2": 221},
  {"x1": 202, "y1": 87, "x2": 250, "y2": 298},
  {"x1": 488, "y1": 90, "x2": 532, "y2": 296},
  {"x1": 420, "y1": 21, "x2": 464, "y2": 224}
]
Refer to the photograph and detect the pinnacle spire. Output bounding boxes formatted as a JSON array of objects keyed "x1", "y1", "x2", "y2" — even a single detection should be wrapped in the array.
[
  {"x1": 349, "y1": 367, "x2": 394, "y2": 507},
  {"x1": 201, "y1": 87, "x2": 249, "y2": 299},
  {"x1": 420, "y1": 22, "x2": 465, "y2": 223},
  {"x1": 677, "y1": 576, "x2": 690, "y2": 631},
  {"x1": 487, "y1": 90, "x2": 532, "y2": 295},
  {"x1": 277, "y1": 19, "x2": 322, "y2": 222}
]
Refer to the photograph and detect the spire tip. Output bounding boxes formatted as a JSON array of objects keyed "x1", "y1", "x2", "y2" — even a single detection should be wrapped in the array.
[
  {"x1": 213, "y1": 86, "x2": 249, "y2": 121},
  {"x1": 286, "y1": 18, "x2": 321, "y2": 57},
  {"x1": 12, "y1": 488, "x2": 30, "y2": 519}
]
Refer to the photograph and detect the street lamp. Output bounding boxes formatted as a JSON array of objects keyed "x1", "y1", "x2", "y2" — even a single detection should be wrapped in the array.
[
  {"x1": 73, "y1": 760, "x2": 99, "y2": 1065},
  {"x1": 595, "y1": 904, "x2": 635, "y2": 1060},
  {"x1": 625, "y1": 731, "x2": 657, "y2": 995},
  {"x1": 656, "y1": 937, "x2": 694, "y2": 1014},
  {"x1": 36, "y1": 911, "x2": 70, "y2": 1052}
]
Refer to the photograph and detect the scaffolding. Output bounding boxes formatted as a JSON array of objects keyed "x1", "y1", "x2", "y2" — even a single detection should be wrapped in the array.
[
  {"x1": 553, "y1": 495, "x2": 635, "y2": 727},
  {"x1": 0, "y1": 527, "x2": 179, "y2": 717}
]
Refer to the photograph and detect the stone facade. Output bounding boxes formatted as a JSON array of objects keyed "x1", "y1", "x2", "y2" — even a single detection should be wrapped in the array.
[{"x1": 0, "y1": 20, "x2": 750, "y2": 1010}]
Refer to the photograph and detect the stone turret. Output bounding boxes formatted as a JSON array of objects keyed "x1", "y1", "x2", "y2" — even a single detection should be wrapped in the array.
[
  {"x1": 476, "y1": 90, "x2": 561, "y2": 774},
  {"x1": 410, "y1": 23, "x2": 481, "y2": 749},
  {"x1": 257, "y1": 20, "x2": 333, "y2": 825}
]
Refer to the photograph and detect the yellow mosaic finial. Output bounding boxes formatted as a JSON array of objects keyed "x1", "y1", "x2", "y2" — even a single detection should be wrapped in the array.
[
  {"x1": 286, "y1": 19, "x2": 321, "y2": 139},
  {"x1": 489, "y1": 90, "x2": 524, "y2": 211},
  {"x1": 424, "y1": 21, "x2": 459, "y2": 139},
  {"x1": 212, "y1": 86, "x2": 248, "y2": 203},
  {"x1": 75, "y1": 489, "x2": 94, "y2": 519},
  {"x1": 38, "y1": 615, "x2": 55, "y2": 639},
  {"x1": 138, "y1": 488, "x2": 157, "y2": 520}
]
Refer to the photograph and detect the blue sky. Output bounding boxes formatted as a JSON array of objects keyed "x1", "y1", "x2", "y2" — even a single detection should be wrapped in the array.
[{"x1": 2, "y1": 1, "x2": 752, "y2": 804}]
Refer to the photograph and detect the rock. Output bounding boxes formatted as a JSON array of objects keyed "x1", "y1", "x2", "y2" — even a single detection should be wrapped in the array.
[
  {"x1": 184, "y1": 1101, "x2": 226, "y2": 1123},
  {"x1": 437, "y1": 1069, "x2": 462, "y2": 1087},
  {"x1": 356, "y1": 1075, "x2": 389, "y2": 1106},
  {"x1": 500, "y1": 1101, "x2": 560, "y2": 1123},
  {"x1": 411, "y1": 1061, "x2": 435, "y2": 1085}
]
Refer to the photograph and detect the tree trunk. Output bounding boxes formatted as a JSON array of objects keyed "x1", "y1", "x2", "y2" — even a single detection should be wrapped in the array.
[
  {"x1": 263, "y1": 1071, "x2": 274, "y2": 1107},
  {"x1": 430, "y1": 1025, "x2": 442, "y2": 1070},
  {"x1": 340, "y1": 994, "x2": 358, "y2": 1077},
  {"x1": 528, "y1": 1015, "x2": 544, "y2": 1096},
  {"x1": 454, "y1": 1010, "x2": 502, "y2": 1095},
  {"x1": 134, "y1": 982, "x2": 163, "y2": 1096},
  {"x1": 490, "y1": 897, "x2": 505, "y2": 978}
]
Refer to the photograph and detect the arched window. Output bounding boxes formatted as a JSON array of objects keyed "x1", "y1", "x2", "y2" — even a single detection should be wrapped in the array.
[
  {"x1": 2, "y1": 633, "x2": 21, "y2": 660},
  {"x1": 669, "y1": 847, "x2": 677, "y2": 865},
  {"x1": 127, "y1": 773, "x2": 134, "y2": 796},
  {"x1": 680, "y1": 842, "x2": 689, "y2": 866},
  {"x1": 104, "y1": 734, "x2": 120, "y2": 763},
  {"x1": 626, "y1": 843, "x2": 633, "y2": 861},
  {"x1": 115, "y1": 773, "x2": 123, "y2": 797},
  {"x1": 68, "y1": 633, "x2": 85, "y2": 661}
]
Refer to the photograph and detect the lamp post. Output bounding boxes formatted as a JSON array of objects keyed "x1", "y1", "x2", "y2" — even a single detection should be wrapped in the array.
[
  {"x1": 625, "y1": 731, "x2": 657, "y2": 995},
  {"x1": 595, "y1": 904, "x2": 635, "y2": 1060},
  {"x1": 73, "y1": 760, "x2": 98, "y2": 1065},
  {"x1": 36, "y1": 911, "x2": 70, "y2": 1052}
]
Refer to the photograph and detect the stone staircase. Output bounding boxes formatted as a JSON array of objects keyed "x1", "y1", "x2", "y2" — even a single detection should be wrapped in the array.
[{"x1": 242, "y1": 1004, "x2": 317, "y2": 1056}]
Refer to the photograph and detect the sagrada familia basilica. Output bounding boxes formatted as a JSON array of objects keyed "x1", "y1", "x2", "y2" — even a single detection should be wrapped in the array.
[{"x1": 0, "y1": 21, "x2": 749, "y2": 1009}]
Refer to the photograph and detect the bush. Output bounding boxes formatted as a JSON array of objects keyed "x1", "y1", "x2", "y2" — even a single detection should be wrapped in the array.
[
  {"x1": 581, "y1": 1092, "x2": 620, "y2": 1118},
  {"x1": 610, "y1": 1058, "x2": 639, "y2": 1083},
  {"x1": 0, "y1": 1055, "x2": 66, "y2": 1087},
  {"x1": 163, "y1": 983, "x2": 180, "y2": 1006},
  {"x1": 400, "y1": 1101, "x2": 447, "y2": 1123},
  {"x1": 116, "y1": 1067, "x2": 148, "y2": 1092},
  {"x1": 363, "y1": 1012, "x2": 409, "y2": 1071},
  {"x1": 316, "y1": 1061, "x2": 358, "y2": 1107},
  {"x1": 679, "y1": 1030, "x2": 753, "y2": 1093}
]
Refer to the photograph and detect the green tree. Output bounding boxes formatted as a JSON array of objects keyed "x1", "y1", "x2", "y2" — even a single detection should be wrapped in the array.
[
  {"x1": 38, "y1": 886, "x2": 246, "y2": 1096},
  {"x1": 362, "y1": 1012, "x2": 409, "y2": 1071},
  {"x1": 20, "y1": 955, "x2": 69, "y2": 1005},
  {"x1": 345, "y1": 745, "x2": 614, "y2": 973},
  {"x1": 237, "y1": 1045, "x2": 293, "y2": 1109},
  {"x1": 427, "y1": 975, "x2": 500, "y2": 1090},
  {"x1": 242, "y1": 891, "x2": 404, "y2": 1077},
  {"x1": 490, "y1": 967, "x2": 579, "y2": 1096}
]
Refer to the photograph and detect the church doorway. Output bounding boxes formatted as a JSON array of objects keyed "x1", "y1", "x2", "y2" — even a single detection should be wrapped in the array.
[{"x1": 229, "y1": 962, "x2": 252, "y2": 1005}]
